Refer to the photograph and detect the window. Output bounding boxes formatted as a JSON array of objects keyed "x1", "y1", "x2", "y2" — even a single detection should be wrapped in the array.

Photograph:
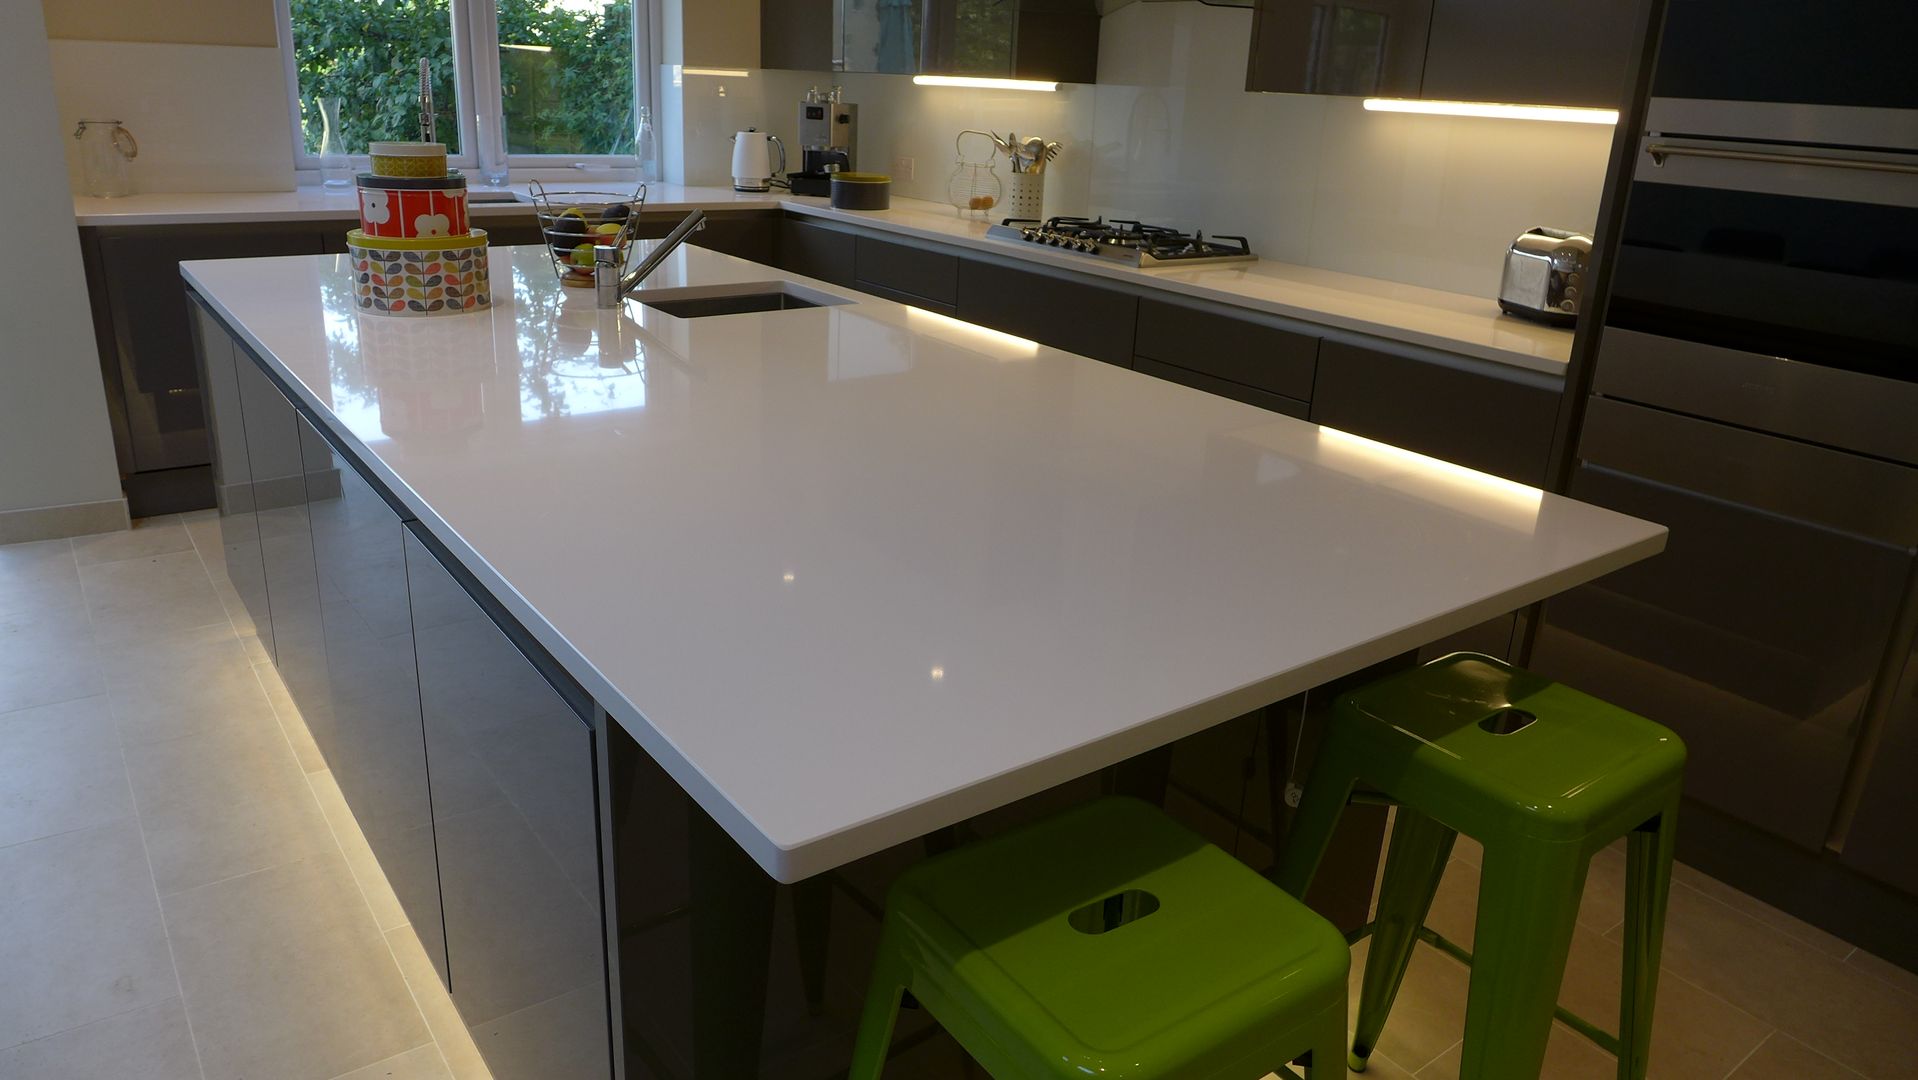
[{"x1": 279, "y1": 0, "x2": 652, "y2": 174}]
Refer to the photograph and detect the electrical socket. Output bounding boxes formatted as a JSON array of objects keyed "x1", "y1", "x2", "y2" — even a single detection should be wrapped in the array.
[
  {"x1": 892, "y1": 156, "x2": 915, "y2": 181},
  {"x1": 1284, "y1": 782, "x2": 1305, "y2": 808}
]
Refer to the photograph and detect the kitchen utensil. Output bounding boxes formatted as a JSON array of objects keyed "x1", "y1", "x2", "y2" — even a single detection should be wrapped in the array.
[
  {"x1": 348, "y1": 228, "x2": 490, "y2": 316},
  {"x1": 829, "y1": 172, "x2": 891, "y2": 210},
  {"x1": 949, "y1": 131, "x2": 1004, "y2": 215},
  {"x1": 730, "y1": 130, "x2": 786, "y2": 193},
  {"x1": 368, "y1": 141, "x2": 448, "y2": 178},
  {"x1": 355, "y1": 171, "x2": 469, "y2": 240},
  {"x1": 417, "y1": 57, "x2": 435, "y2": 143},
  {"x1": 1036, "y1": 141, "x2": 1061, "y2": 174},
  {"x1": 528, "y1": 179, "x2": 648, "y2": 288},
  {"x1": 73, "y1": 119, "x2": 137, "y2": 197},
  {"x1": 1497, "y1": 227, "x2": 1591, "y2": 325},
  {"x1": 1018, "y1": 136, "x2": 1045, "y2": 173}
]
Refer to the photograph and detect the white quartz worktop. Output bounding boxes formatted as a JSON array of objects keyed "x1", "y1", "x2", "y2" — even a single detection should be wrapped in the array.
[
  {"x1": 182, "y1": 242, "x2": 1661, "y2": 881},
  {"x1": 86, "y1": 187, "x2": 1573, "y2": 372}
]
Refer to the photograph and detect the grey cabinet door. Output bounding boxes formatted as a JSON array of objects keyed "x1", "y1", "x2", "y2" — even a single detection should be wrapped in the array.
[
  {"x1": 778, "y1": 217, "x2": 856, "y2": 287},
  {"x1": 761, "y1": 0, "x2": 834, "y2": 69},
  {"x1": 1246, "y1": 0, "x2": 1431, "y2": 95},
  {"x1": 1534, "y1": 464, "x2": 1910, "y2": 850},
  {"x1": 856, "y1": 235, "x2": 959, "y2": 306},
  {"x1": 95, "y1": 226, "x2": 326, "y2": 474},
  {"x1": 404, "y1": 526, "x2": 610, "y2": 1080},
  {"x1": 234, "y1": 357, "x2": 333, "y2": 736},
  {"x1": 1132, "y1": 357, "x2": 1309, "y2": 418},
  {"x1": 1839, "y1": 593, "x2": 1918, "y2": 895},
  {"x1": 956, "y1": 259, "x2": 1139, "y2": 366},
  {"x1": 302, "y1": 420, "x2": 448, "y2": 987},
  {"x1": 1309, "y1": 339, "x2": 1560, "y2": 486},
  {"x1": 1134, "y1": 297, "x2": 1319, "y2": 401},
  {"x1": 1420, "y1": 0, "x2": 1636, "y2": 107},
  {"x1": 188, "y1": 297, "x2": 274, "y2": 659}
]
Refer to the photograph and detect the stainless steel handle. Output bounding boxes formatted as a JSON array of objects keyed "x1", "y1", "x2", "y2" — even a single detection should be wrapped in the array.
[{"x1": 1645, "y1": 142, "x2": 1918, "y2": 175}]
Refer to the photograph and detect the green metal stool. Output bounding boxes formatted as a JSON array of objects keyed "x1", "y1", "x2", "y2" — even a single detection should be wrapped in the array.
[
  {"x1": 1275, "y1": 653, "x2": 1685, "y2": 1080},
  {"x1": 849, "y1": 797, "x2": 1351, "y2": 1079}
]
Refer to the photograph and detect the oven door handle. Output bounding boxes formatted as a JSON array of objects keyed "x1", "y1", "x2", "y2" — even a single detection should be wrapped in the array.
[{"x1": 1645, "y1": 142, "x2": 1918, "y2": 176}]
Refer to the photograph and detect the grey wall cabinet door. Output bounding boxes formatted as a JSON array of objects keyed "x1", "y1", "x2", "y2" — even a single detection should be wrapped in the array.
[
  {"x1": 1247, "y1": 0, "x2": 1431, "y2": 95},
  {"x1": 1534, "y1": 464, "x2": 1910, "y2": 851},
  {"x1": 1308, "y1": 339, "x2": 1560, "y2": 486},
  {"x1": 188, "y1": 297, "x2": 275, "y2": 659},
  {"x1": 956, "y1": 259, "x2": 1139, "y2": 366},
  {"x1": 761, "y1": 0, "x2": 833, "y2": 69},
  {"x1": 1839, "y1": 601, "x2": 1918, "y2": 895},
  {"x1": 1420, "y1": 0, "x2": 1636, "y2": 107},
  {"x1": 234, "y1": 358, "x2": 334, "y2": 738},
  {"x1": 778, "y1": 217, "x2": 857, "y2": 287},
  {"x1": 302, "y1": 420, "x2": 448, "y2": 987},
  {"x1": 404, "y1": 526, "x2": 610, "y2": 1080},
  {"x1": 94, "y1": 226, "x2": 325, "y2": 476}
]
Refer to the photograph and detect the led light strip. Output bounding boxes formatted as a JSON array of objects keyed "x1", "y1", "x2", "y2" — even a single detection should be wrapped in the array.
[
  {"x1": 680, "y1": 67, "x2": 750, "y2": 77},
  {"x1": 1363, "y1": 98, "x2": 1619, "y2": 125},
  {"x1": 912, "y1": 74, "x2": 1058, "y2": 92}
]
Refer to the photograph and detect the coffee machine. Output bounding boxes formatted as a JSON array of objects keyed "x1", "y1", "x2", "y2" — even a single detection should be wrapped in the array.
[{"x1": 788, "y1": 86, "x2": 858, "y2": 196}]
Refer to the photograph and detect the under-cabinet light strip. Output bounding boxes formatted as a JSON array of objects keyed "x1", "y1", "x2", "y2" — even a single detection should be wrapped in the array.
[
  {"x1": 1363, "y1": 98, "x2": 1619, "y2": 125},
  {"x1": 912, "y1": 74, "x2": 1058, "y2": 92}
]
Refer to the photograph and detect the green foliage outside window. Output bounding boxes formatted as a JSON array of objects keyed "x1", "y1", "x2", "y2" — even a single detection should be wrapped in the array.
[{"x1": 291, "y1": 0, "x2": 635, "y2": 158}]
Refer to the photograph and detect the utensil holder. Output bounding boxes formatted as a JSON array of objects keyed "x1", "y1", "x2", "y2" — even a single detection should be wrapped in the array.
[{"x1": 1007, "y1": 172, "x2": 1045, "y2": 221}]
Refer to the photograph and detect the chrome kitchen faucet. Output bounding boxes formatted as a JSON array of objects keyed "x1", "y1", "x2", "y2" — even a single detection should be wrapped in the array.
[{"x1": 596, "y1": 208, "x2": 708, "y2": 309}]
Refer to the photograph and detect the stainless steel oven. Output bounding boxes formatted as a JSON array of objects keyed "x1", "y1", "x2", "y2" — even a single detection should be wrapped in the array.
[{"x1": 1533, "y1": 1, "x2": 1918, "y2": 873}]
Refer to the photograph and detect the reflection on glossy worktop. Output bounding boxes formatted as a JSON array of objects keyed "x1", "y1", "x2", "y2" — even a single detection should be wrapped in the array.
[{"x1": 182, "y1": 243, "x2": 1662, "y2": 880}]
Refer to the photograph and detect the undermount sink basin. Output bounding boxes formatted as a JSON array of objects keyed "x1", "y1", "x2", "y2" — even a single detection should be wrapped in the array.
[{"x1": 635, "y1": 281, "x2": 851, "y2": 319}]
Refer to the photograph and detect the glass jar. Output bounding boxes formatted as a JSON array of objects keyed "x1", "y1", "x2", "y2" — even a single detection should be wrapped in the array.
[
  {"x1": 73, "y1": 120, "x2": 137, "y2": 198},
  {"x1": 315, "y1": 97, "x2": 351, "y2": 189}
]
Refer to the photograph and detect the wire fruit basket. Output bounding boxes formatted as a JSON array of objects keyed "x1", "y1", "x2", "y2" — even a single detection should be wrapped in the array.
[
  {"x1": 528, "y1": 179, "x2": 648, "y2": 288},
  {"x1": 948, "y1": 131, "x2": 1003, "y2": 216}
]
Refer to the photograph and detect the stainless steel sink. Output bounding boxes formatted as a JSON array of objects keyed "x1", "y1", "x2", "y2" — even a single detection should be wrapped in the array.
[{"x1": 634, "y1": 282, "x2": 851, "y2": 319}]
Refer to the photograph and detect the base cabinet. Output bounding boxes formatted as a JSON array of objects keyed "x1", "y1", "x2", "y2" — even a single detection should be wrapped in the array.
[{"x1": 405, "y1": 526, "x2": 612, "y2": 1080}]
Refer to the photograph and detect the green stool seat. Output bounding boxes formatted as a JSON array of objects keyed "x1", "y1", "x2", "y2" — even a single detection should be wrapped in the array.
[
  {"x1": 849, "y1": 797, "x2": 1351, "y2": 1079},
  {"x1": 1275, "y1": 653, "x2": 1686, "y2": 1080}
]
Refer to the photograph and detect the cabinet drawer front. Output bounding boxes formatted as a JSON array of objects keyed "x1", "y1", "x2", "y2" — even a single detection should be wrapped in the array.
[
  {"x1": 956, "y1": 260, "x2": 1139, "y2": 365},
  {"x1": 779, "y1": 217, "x2": 856, "y2": 287},
  {"x1": 855, "y1": 236, "x2": 958, "y2": 304},
  {"x1": 1536, "y1": 463, "x2": 1911, "y2": 849},
  {"x1": 1134, "y1": 357, "x2": 1309, "y2": 418},
  {"x1": 1134, "y1": 297, "x2": 1318, "y2": 401},
  {"x1": 1309, "y1": 340, "x2": 1560, "y2": 486}
]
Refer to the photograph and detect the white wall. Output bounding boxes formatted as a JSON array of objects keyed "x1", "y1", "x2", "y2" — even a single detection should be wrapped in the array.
[
  {"x1": 49, "y1": 40, "x2": 296, "y2": 194},
  {"x1": 0, "y1": 0, "x2": 128, "y2": 534}
]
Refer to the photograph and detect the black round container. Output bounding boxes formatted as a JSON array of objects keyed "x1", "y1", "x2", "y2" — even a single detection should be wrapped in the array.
[{"x1": 829, "y1": 172, "x2": 891, "y2": 211}]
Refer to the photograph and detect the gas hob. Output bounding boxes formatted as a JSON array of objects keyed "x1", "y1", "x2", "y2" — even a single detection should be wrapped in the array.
[{"x1": 985, "y1": 216, "x2": 1258, "y2": 268}]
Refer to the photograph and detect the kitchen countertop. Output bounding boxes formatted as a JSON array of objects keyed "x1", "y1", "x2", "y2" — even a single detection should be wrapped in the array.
[
  {"x1": 182, "y1": 242, "x2": 1663, "y2": 881},
  {"x1": 84, "y1": 186, "x2": 1575, "y2": 373}
]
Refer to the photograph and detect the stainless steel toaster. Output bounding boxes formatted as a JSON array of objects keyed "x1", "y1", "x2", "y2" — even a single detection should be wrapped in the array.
[{"x1": 1498, "y1": 227, "x2": 1592, "y2": 326}]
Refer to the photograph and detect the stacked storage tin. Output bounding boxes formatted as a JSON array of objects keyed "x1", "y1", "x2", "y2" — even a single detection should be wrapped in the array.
[{"x1": 348, "y1": 142, "x2": 491, "y2": 316}]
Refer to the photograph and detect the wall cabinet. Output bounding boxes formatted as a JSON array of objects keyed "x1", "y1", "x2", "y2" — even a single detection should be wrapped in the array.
[
  {"x1": 1245, "y1": 0, "x2": 1637, "y2": 107},
  {"x1": 406, "y1": 526, "x2": 611, "y2": 1080},
  {"x1": 1309, "y1": 338, "x2": 1560, "y2": 486}
]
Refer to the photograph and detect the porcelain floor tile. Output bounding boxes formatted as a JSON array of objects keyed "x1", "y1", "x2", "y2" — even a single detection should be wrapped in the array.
[
  {"x1": 101, "y1": 622, "x2": 278, "y2": 747},
  {"x1": 0, "y1": 537, "x2": 76, "y2": 589},
  {"x1": 385, "y1": 927, "x2": 490, "y2": 1080},
  {"x1": 0, "y1": 695, "x2": 133, "y2": 848},
  {"x1": 0, "y1": 820, "x2": 176, "y2": 1049},
  {"x1": 78, "y1": 550, "x2": 229, "y2": 645},
  {"x1": 1848, "y1": 949, "x2": 1918, "y2": 1001},
  {"x1": 1612, "y1": 877, "x2": 1918, "y2": 1078},
  {"x1": 309, "y1": 769, "x2": 410, "y2": 933},
  {"x1": 0, "y1": 605, "x2": 102, "y2": 716},
  {"x1": 71, "y1": 515, "x2": 193, "y2": 567},
  {"x1": 1728, "y1": 1031, "x2": 1871, "y2": 1079},
  {"x1": 125, "y1": 714, "x2": 337, "y2": 896},
  {"x1": 163, "y1": 852, "x2": 430, "y2": 1080},
  {"x1": 0, "y1": 997, "x2": 201, "y2": 1080},
  {"x1": 1414, "y1": 1020, "x2": 1615, "y2": 1080},
  {"x1": 1672, "y1": 860, "x2": 1858, "y2": 960},
  {"x1": 329, "y1": 1042, "x2": 451, "y2": 1080}
]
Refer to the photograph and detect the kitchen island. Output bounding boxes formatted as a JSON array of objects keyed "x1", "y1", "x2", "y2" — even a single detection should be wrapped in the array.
[{"x1": 184, "y1": 241, "x2": 1664, "y2": 1079}]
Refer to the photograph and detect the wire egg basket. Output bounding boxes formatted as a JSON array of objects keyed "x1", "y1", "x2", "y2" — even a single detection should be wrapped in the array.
[
  {"x1": 528, "y1": 179, "x2": 648, "y2": 288},
  {"x1": 948, "y1": 130, "x2": 1003, "y2": 216}
]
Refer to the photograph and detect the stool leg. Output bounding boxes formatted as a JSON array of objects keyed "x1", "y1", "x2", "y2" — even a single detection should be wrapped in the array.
[
  {"x1": 1304, "y1": 1003, "x2": 1351, "y2": 1080},
  {"x1": 793, "y1": 877, "x2": 833, "y2": 1017},
  {"x1": 1458, "y1": 840, "x2": 1588, "y2": 1080},
  {"x1": 1271, "y1": 750, "x2": 1358, "y2": 899},
  {"x1": 1617, "y1": 800, "x2": 1678, "y2": 1080},
  {"x1": 847, "y1": 924, "x2": 911, "y2": 1080},
  {"x1": 1350, "y1": 809, "x2": 1455, "y2": 1072}
]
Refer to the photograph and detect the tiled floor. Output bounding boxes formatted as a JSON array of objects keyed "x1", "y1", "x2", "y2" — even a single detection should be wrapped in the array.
[{"x1": 3, "y1": 514, "x2": 1917, "y2": 1080}]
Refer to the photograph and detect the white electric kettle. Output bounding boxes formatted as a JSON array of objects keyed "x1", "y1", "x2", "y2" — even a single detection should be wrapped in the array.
[{"x1": 730, "y1": 129, "x2": 784, "y2": 193}]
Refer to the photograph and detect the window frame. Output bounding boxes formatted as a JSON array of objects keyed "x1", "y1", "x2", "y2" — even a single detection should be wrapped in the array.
[{"x1": 277, "y1": 0, "x2": 653, "y2": 182}]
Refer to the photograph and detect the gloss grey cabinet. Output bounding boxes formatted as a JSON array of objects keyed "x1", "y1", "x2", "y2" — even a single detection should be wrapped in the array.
[
  {"x1": 405, "y1": 525, "x2": 611, "y2": 1080},
  {"x1": 1246, "y1": 0, "x2": 1432, "y2": 96},
  {"x1": 955, "y1": 258, "x2": 1139, "y2": 366},
  {"x1": 303, "y1": 419, "x2": 448, "y2": 987},
  {"x1": 1843, "y1": 632, "x2": 1918, "y2": 895},
  {"x1": 188, "y1": 295, "x2": 274, "y2": 658}
]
